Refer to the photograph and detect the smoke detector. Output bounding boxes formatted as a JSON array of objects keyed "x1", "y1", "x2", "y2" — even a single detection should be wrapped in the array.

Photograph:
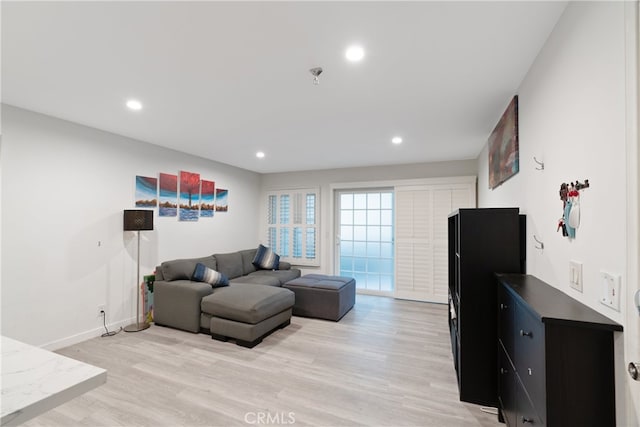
[{"x1": 309, "y1": 67, "x2": 323, "y2": 85}]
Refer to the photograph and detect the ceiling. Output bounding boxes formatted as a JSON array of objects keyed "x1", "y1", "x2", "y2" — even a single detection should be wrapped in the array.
[{"x1": 1, "y1": 1, "x2": 567, "y2": 174}]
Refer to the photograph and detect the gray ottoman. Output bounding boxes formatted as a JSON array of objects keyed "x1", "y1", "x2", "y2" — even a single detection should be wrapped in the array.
[
  {"x1": 283, "y1": 274, "x2": 356, "y2": 321},
  {"x1": 201, "y1": 284, "x2": 294, "y2": 348}
]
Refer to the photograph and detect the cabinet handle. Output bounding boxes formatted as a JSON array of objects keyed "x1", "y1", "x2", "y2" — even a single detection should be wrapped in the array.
[
  {"x1": 500, "y1": 367, "x2": 507, "y2": 375},
  {"x1": 500, "y1": 303, "x2": 508, "y2": 310},
  {"x1": 521, "y1": 416, "x2": 533, "y2": 424},
  {"x1": 520, "y1": 330, "x2": 533, "y2": 337}
]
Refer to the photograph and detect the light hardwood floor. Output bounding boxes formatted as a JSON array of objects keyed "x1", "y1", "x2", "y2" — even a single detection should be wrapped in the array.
[{"x1": 23, "y1": 295, "x2": 501, "y2": 427}]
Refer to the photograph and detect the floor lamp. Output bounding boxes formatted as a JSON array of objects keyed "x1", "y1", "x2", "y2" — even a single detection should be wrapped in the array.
[{"x1": 123, "y1": 209, "x2": 154, "y2": 332}]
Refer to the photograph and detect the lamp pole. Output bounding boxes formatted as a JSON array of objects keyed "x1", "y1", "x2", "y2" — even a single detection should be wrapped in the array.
[{"x1": 124, "y1": 230, "x2": 149, "y2": 332}]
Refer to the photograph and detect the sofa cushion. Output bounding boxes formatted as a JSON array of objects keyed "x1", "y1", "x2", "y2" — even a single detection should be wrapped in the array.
[
  {"x1": 239, "y1": 249, "x2": 258, "y2": 275},
  {"x1": 192, "y1": 263, "x2": 229, "y2": 288},
  {"x1": 214, "y1": 251, "x2": 244, "y2": 279},
  {"x1": 252, "y1": 244, "x2": 280, "y2": 270},
  {"x1": 161, "y1": 256, "x2": 217, "y2": 281},
  {"x1": 230, "y1": 275, "x2": 281, "y2": 287},
  {"x1": 248, "y1": 269, "x2": 301, "y2": 285},
  {"x1": 201, "y1": 284, "x2": 294, "y2": 324}
]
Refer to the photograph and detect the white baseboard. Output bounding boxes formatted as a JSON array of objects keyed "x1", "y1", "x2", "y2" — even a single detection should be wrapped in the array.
[{"x1": 41, "y1": 317, "x2": 135, "y2": 351}]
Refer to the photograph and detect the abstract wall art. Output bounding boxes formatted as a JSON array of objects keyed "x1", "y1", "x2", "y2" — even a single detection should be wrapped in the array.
[
  {"x1": 159, "y1": 173, "x2": 178, "y2": 217},
  {"x1": 200, "y1": 179, "x2": 215, "y2": 217},
  {"x1": 179, "y1": 171, "x2": 201, "y2": 221},
  {"x1": 135, "y1": 176, "x2": 158, "y2": 207},
  {"x1": 215, "y1": 188, "x2": 228, "y2": 212},
  {"x1": 488, "y1": 95, "x2": 519, "y2": 189}
]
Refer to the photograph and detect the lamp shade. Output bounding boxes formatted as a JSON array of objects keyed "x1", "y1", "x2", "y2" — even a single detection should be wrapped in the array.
[{"x1": 123, "y1": 210, "x2": 154, "y2": 231}]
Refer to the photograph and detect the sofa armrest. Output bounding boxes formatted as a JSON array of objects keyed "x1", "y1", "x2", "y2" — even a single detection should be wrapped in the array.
[
  {"x1": 154, "y1": 280, "x2": 213, "y2": 333},
  {"x1": 278, "y1": 261, "x2": 292, "y2": 270}
]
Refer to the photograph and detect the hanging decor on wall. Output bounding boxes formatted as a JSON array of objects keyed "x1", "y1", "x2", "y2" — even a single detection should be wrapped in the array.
[
  {"x1": 132, "y1": 170, "x2": 227, "y2": 221},
  {"x1": 557, "y1": 179, "x2": 589, "y2": 239},
  {"x1": 215, "y1": 188, "x2": 229, "y2": 212},
  {"x1": 488, "y1": 95, "x2": 519, "y2": 189},
  {"x1": 179, "y1": 171, "x2": 201, "y2": 221},
  {"x1": 159, "y1": 173, "x2": 178, "y2": 217},
  {"x1": 200, "y1": 180, "x2": 215, "y2": 217},
  {"x1": 135, "y1": 176, "x2": 158, "y2": 208}
]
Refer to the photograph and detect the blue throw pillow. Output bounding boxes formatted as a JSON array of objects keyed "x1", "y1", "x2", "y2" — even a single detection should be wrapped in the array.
[
  {"x1": 192, "y1": 263, "x2": 229, "y2": 287},
  {"x1": 252, "y1": 244, "x2": 280, "y2": 270}
]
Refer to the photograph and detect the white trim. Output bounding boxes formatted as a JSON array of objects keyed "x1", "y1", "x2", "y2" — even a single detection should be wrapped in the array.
[
  {"x1": 624, "y1": 1, "x2": 640, "y2": 425},
  {"x1": 330, "y1": 175, "x2": 477, "y2": 191},
  {"x1": 263, "y1": 188, "x2": 320, "y2": 267},
  {"x1": 40, "y1": 318, "x2": 133, "y2": 351}
]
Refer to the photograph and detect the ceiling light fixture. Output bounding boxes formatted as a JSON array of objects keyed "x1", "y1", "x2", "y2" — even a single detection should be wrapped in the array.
[
  {"x1": 256, "y1": 151, "x2": 265, "y2": 159},
  {"x1": 345, "y1": 45, "x2": 365, "y2": 62},
  {"x1": 126, "y1": 99, "x2": 143, "y2": 111},
  {"x1": 392, "y1": 136, "x2": 403, "y2": 145}
]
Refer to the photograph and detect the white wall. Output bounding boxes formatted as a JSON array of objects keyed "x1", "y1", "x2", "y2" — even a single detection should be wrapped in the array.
[
  {"x1": 479, "y1": 1, "x2": 626, "y2": 323},
  {"x1": 477, "y1": 2, "x2": 637, "y2": 425},
  {"x1": 1, "y1": 105, "x2": 261, "y2": 349},
  {"x1": 261, "y1": 159, "x2": 477, "y2": 275}
]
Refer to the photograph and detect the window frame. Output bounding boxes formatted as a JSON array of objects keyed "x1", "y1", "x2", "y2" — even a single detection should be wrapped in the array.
[{"x1": 264, "y1": 188, "x2": 320, "y2": 267}]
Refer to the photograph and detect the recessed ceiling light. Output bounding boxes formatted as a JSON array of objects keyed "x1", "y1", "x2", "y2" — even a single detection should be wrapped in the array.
[
  {"x1": 256, "y1": 151, "x2": 265, "y2": 159},
  {"x1": 126, "y1": 99, "x2": 143, "y2": 111},
  {"x1": 345, "y1": 45, "x2": 365, "y2": 62},
  {"x1": 392, "y1": 136, "x2": 403, "y2": 145}
]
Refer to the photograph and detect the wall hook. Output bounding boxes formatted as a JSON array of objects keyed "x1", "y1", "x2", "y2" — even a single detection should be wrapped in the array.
[
  {"x1": 533, "y1": 235, "x2": 544, "y2": 250},
  {"x1": 533, "y1": 157, "x2": 545, "y2": 171}
]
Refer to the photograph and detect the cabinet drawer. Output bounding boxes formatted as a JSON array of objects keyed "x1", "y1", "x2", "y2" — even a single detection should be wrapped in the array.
[
  {"x1": 498, "y1": 345, "x2": 516, "y2": 427},
  {"x1": 499, "y1": 285, "x2": 515, "y2": 356},
  {"x1": 516, "y1": 376, "x2": 544, "y2": 426},
  {"x1": 514, "y1": 302, "x2": 546, "y2": 420}
]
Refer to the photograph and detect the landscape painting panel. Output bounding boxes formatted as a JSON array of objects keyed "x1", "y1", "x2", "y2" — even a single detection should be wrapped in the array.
[
  {"x1": 135, "y1": 176, "x2": 157, "y2": 207},
  {"x1": 488, "y1": 95, "x2": 519, "y2": 189},
  {"x1": 179, "y1": 171, "x2": 201, "y2": 221},
  {"x1": 200, "y1": 180, "x2": 215, "y2": 217},
  {"x1": 215, "y1": 188, "x2": 228, "y2": 212},
  {"x1": 159, "y1": 173, "x2": 178, "y2": 217}
]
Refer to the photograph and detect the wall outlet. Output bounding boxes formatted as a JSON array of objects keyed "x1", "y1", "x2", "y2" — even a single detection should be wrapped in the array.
[
  {"x1": 599, "y1": 271, "x2": 621, "y2": 312},
  {"x1": 569, "y1": 260, "x2": 583, "y2": 292},
  {"x1": 97, "y1": 304, "x2": 106, "y2": 317}
]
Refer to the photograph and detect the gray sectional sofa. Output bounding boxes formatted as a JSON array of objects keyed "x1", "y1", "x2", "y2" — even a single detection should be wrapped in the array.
[{"x1": 154, "y1": 248, "x2": 301, "y2": 334}]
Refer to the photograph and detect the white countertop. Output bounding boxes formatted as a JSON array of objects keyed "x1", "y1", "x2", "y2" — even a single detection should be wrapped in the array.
[{"x1": 1, "y1": 336, "x2": 107, "y2": 426}]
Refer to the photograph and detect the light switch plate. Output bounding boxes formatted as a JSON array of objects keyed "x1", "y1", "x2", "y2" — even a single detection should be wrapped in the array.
[
  {"x1": 569, "y1": 261, "x2": 583, "y2": 292},
  {"x1": 600, "y1": 271, "x2": 621, "y2": 312}
]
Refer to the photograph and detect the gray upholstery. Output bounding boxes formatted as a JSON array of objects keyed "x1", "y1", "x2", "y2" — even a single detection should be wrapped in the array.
[
  {"x1": 239, "y1": 248, "x2": 258, "y2": 275},
  {"x1": 154, "y1": 280, "x2": 214, "y2": 332},
  {"x1": 153, "y1": 248, "x2": 301, "y2": 333},
  {"x1": 214, "y1": 252, "x2": 244, "y2": 279},
  {"x1": 283, "y1": 274, "x2": 356, "y2": 321},
  {"x1": 248, "y1": 269, "x2": 301, "y2": 284},
  {"x1": 201, "y1": 284, "x2": 294, "y2": 324},
  {"x1": 231, "y1": 275, "x2": 281, "y2": 287},
  {"x1": 160, "y1": 256, "x2": 217, "y2": 281},
  {"x1": 211, "y1": 309, "x2": 291, "y2": 343}
]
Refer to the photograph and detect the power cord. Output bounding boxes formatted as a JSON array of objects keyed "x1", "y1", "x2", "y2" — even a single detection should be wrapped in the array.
[{"x1": 100, "y1": 310, "x2": 121, "y2": 337}]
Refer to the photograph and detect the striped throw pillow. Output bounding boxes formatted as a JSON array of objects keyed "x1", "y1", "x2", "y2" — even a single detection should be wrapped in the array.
[
  {"x1": 192, "y1": 263, "x2": 229, "y2": 287},
  {"x1": 252, "y1": 244, "x2": 280, "y2": 270}
]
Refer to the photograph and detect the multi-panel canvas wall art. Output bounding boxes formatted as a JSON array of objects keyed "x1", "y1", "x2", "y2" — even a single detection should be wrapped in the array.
[
  {"x1": 135, "y1": 176, "x2": 158, "y2": 207},
  {"x1": 200, "y1": 180, "x2": 215, "y2": 217},
  {"x1": 215, "y1": 189, "x2": 228, "y2": 212},
  {"x1": 179, "y1": 171, "x2": 201, "y2": 221},
  {"x1": 133, "y1": 171, "x2": 228, "y2": 221},
  {"x1": 488, "y1": 95, "x2": 519, "y2": 189},
  {"x1": 159, "y1": 173, "x2": 178, "y2": 217}
]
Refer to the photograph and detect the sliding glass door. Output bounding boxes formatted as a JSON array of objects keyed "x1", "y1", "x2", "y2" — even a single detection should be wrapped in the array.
[{"x1": 336, "y1": 190, "x2": 394, "y2": 294}]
